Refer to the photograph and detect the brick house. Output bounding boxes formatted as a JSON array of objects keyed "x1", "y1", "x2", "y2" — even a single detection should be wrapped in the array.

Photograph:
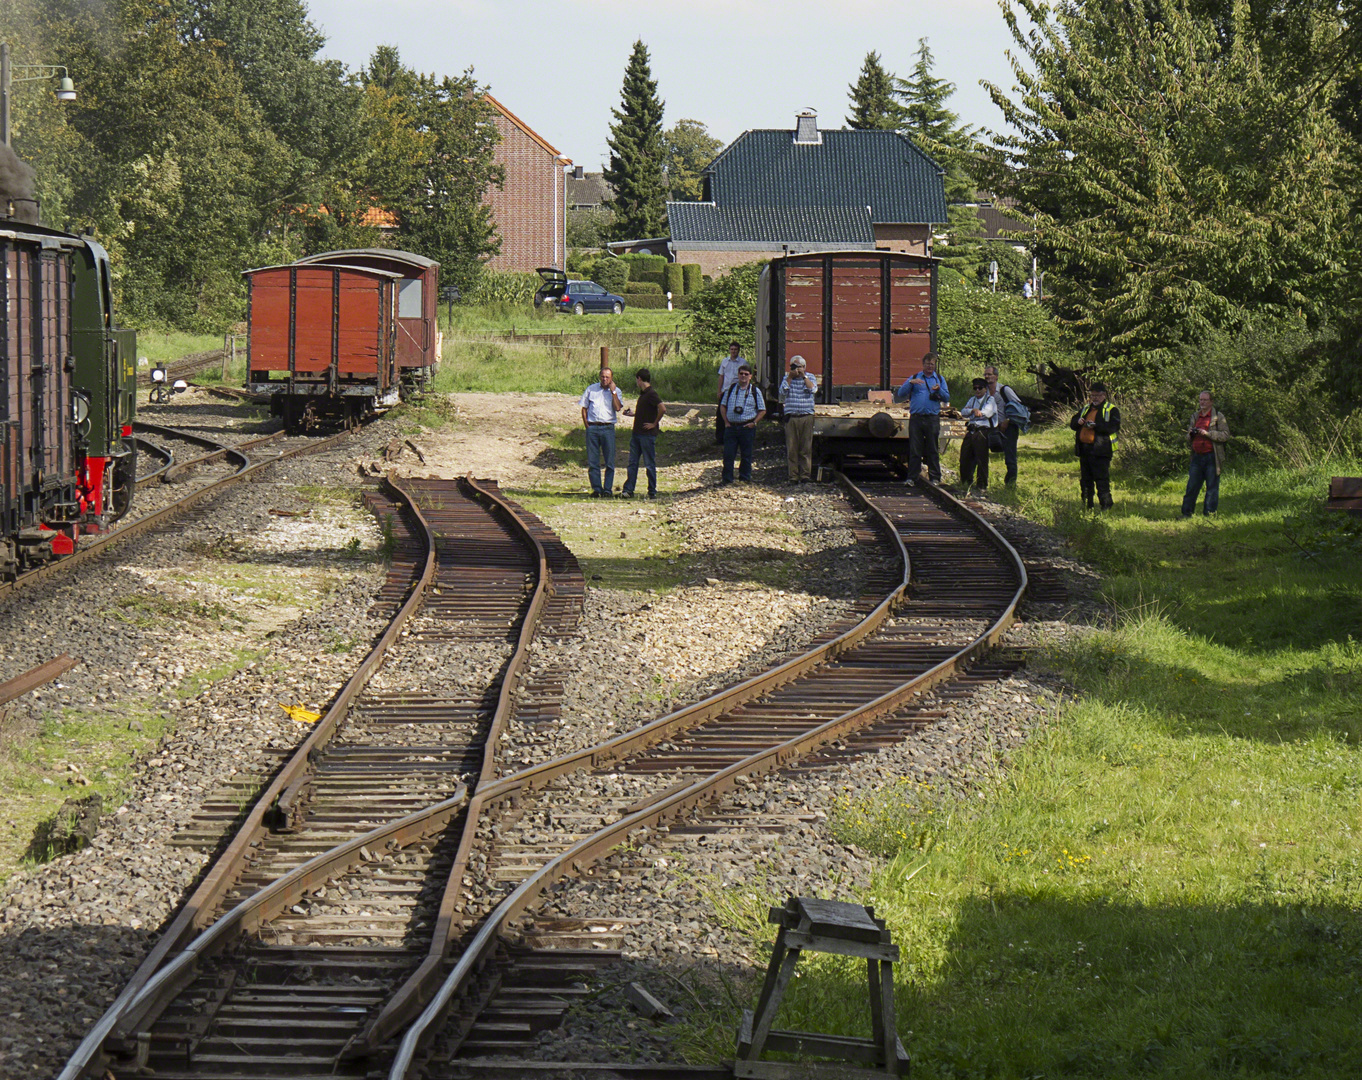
[
  {"x1": 483, "y1": 94, "x2": 570, "y2": 272},
  {"x1": 667, "y1": 111, "x2": 948, "y2": 278}
]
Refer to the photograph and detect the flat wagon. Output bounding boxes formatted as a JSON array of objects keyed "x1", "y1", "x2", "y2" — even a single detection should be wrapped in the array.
[
  {"x1": 756, "y1": 250, "x2": 961, "y2": 468},
  {"x1": 244, "y1": 262, "x2": 403, "y2": 430}
]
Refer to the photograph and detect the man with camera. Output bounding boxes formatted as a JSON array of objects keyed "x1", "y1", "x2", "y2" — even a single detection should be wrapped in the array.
[
  {"x1": 719, "y1": 363, "x2": 766, "y2": 484},
  {"x1": 778, "y1": 355, "x2": 818, "y2": 483},
  {"x1": 1182, "y1": 389, "x2": 1229, "y2": 517},
  {"x1": 894, "y1": 352, "x2": 950, "y2": 486}
]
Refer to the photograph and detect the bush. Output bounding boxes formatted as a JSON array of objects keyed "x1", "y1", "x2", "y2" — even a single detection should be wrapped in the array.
[
  {"x1": 468, "y1": 271, "x2": 539, "y2": 305},
  {"x1": 1112, "y1": 320, "x2": 1361, "y2": 478},
  {"x1": 682, "y1": 263, "x2": 702, "y2": 295},
  {"x1": 622, "y1": 253, "x2": 667, "y2": 278},
  {"x1": 634, "y1": 269, "x2": 666, "y2": 288},
  {"x1": 937, "y1": 284, "x2": 1079, "y2": 375},
  {"x1": 664, "y1": 263, "x2": 685, "y2": 296},
  {"x1": 688, "y1": 261, "x2": 765, "y2": 357},
  {"x1": 621, "y1": 293, "x2": 692, "y2": 310},
  {"x1": 592, "y1": 259, "x2": 629, "y2": 295},
  {"x1": 624, "y1": 281, "x2": 663, "y2": 295}
]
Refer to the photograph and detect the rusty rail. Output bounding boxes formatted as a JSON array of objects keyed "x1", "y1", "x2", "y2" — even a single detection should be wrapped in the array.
[
  {"x1": 0, "y1": 654, "x2": 80, "y2": 707},
  {"x1": 383, "y1": 472, "x2": 1026, "y2": 1077}
]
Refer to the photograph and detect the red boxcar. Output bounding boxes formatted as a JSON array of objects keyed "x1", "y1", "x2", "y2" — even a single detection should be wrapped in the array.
[
  {"x1": 244, "y1": 263, "x2": 402, "y2": 429},
  {"x1": 293, "y1": 249, "x2": 440, "y2": 386},
  {"x1": 756, "y1": 250, "x2": 937, "y2": 400}
]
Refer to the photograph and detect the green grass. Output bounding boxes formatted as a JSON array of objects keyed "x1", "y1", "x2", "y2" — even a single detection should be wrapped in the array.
[
  {"x1": 680, "y1": 424, "x2": 1362, "y2": 1078},
  {"x1": 134, "y1": 329, "x2": 225, "y2": 365},
  {"x1": 441, "y1": 301, "x2": 689, "y2": 334}
]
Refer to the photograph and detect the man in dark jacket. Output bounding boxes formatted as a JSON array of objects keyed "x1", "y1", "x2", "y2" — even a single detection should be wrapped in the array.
[{"x1": 1070, "y1": 382, "x2": 1120, "y2": 510}]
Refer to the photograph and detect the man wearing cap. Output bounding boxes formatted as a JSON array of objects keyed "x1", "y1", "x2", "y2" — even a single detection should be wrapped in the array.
[
  {"x1": 779, "y1": 355, "x2": 818, "y2": 483},
  {"x1": 959, "y1": 377, "x2": 998, "y2": 493},
  {"x1": 719, "y1": 363, "x2": 766, "y2": 484},
  {"x1": 579, "y1": 367, "x2": 625, "y2": 497},
  {"x1": 894, "y1": 352, "x2": 949, "y2": 486},
  {"x1": 1069, "y1": 381, "x2": 1120, "y2": 510}
]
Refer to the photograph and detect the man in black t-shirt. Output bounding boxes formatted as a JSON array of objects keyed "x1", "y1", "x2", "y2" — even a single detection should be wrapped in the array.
[{"x1": 621, "y1": 368, "x2": 667, "y2": 498}]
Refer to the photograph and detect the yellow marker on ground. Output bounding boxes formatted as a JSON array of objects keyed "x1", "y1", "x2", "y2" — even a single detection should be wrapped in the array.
[{"x1": 278, "y1": 703, "x2": 321, "y2": 724}]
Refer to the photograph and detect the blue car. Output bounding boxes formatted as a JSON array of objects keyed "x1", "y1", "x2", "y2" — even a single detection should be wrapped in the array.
[{"x1": 534, "y1": 267, "x2": 626, "y2": 315}]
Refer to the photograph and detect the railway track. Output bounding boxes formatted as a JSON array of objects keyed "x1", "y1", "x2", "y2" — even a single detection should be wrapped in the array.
[
  {"x1": 60, "y1": 469, "x2": 1026, "y2": 1080},
  {"x1": 0, "y1": 422, "x2": 353, "y2": 600}
]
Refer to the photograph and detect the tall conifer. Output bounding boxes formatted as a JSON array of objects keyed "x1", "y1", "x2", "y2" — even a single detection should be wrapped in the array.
[
  {"x1": 847, "y1": 52, "x2": 901, "y2": 130},
  {"x1": 604, "y1": 40, "x2": 668, "y2": 240}
]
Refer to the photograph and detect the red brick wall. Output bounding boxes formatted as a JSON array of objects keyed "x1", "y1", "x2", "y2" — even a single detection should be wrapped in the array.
[
  {"x1": 485, "y1": 115, "x2": 566, "y2": 272},
  {"x1": 873, "y1": 223, "x2": 933, "y2": 256}
]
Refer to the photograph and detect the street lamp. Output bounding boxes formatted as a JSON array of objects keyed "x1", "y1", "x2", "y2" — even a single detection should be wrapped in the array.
[{"x1": 1, "y1": 42, "x2": 78, "y2": 147}]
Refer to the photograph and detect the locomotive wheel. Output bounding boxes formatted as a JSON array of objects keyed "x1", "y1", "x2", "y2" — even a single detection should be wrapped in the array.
[{"x1": 109, "y1": 445, "x2": 137, "y2": 519}]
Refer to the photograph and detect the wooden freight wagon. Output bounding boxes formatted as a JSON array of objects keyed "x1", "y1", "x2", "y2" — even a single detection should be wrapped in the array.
[
  {"x1": 756, "y1": 250, "x2": 959, "y2": 469},
  {"x1": 244, "y1": 263, "x2": 403, "y2": 430},
  {"x1": 293, "y1": 249, "x2": 441, "y2": 389},
  {"x1": 1, "y1": 229, "x2": 79, "y2": 573}
]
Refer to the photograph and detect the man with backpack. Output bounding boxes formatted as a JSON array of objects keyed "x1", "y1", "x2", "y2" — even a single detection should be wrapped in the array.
[{"x1": 983, "y1": 365, "x2": 1029, "y2": 486}]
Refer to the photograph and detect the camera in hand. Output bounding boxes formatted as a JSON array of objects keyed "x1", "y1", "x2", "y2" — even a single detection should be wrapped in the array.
[{"x1": 928, "y1": 387, "x2": 945, "y2": 403}]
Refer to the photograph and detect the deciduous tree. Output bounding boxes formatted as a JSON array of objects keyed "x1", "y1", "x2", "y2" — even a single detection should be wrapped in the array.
[
  {"x1": 662, "y1": 118, "x2": 722, "y2": 202},
  {"x1": 983, "y1": 0, "x2": 1355, "y2": 371}
]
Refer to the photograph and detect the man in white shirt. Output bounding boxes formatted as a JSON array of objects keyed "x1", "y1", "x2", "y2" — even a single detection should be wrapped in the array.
[
  {"x1": 959, "y1": 377, "x2": 998, "y2": 493},
  {"x1": 715, "y1": 342, "x2": 745, "y2": 445},
  {"x1": 579, "y1": 367, "x2": 625, "y2": 496}
]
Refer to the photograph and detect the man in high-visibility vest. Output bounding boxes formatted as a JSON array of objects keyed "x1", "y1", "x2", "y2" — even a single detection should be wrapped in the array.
[{"x1": 1069, "y1": 381, "x2": 1121, "y2": 510}]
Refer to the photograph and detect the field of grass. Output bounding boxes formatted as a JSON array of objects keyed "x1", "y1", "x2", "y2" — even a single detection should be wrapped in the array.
[
  {"x1": 679, "y1": 425, "x2": 1362, "y2": 1077},
  {"x1": 442, "y1": 301, "x2": 689, "y2": 335},
  {"x1": 134, "y1": 329, "x2": 225, "y2": 365}
]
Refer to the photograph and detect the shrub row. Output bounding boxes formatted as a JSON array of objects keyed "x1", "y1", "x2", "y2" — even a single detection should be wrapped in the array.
[
  {"x1": 623, "y1": 293, "x2": 693, "y2": 310},
  {"x1": 624, "y1": 282, "x2": 664, "y2": 295}
]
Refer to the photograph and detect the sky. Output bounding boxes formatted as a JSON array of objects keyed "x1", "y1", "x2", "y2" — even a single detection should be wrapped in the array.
[{"x1": 313, "y1": 0, "x2": 1025, "y2": 171}]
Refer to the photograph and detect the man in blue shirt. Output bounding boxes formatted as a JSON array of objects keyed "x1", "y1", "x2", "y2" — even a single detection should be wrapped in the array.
[
  {"x1": 895, "y1": 352, "x2": 949, "y2": 486},
  {"x1": 579, "y1": 367, "x2": 625, "y2": 496},
  {"x1": 719, "y1": 363, "x2": 766, "y2": 484}
]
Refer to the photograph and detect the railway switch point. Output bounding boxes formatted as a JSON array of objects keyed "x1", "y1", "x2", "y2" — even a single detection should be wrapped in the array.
[{"x1": 735, "y1": 896, "x2": 909, "y2": 1077}]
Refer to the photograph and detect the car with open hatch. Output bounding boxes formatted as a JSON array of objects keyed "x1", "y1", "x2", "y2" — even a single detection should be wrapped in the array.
[{"x1": 533, "y1": 267, "x2": 626, "y2": 315}]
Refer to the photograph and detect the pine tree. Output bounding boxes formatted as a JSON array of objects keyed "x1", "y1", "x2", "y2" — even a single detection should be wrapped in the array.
[
  {"x1": 896, "y1": 38, "x2": 975, "y2": 201},
  {"x1": 846, "y1": 52, "x2": 901, "y2": 130},
  {"x1": 604, "y1": 40, "x2": 668, "y2": 240}
]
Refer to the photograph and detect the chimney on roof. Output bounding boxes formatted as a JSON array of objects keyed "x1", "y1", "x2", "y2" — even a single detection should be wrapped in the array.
[
  {"x1": 573, "y1": 165, "x2": 584, "y2": 180},
  {"x1": 794, "y1": 109, "x2": 821, "y2": 145}
]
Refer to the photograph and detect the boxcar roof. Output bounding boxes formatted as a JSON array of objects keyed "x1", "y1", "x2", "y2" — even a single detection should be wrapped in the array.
[
  {"x1": 242, "y1": 263, "x2": 404, "y2": 281},
  {"x1": 295, "y1": 249, "x2": 438, "y2": 271}
]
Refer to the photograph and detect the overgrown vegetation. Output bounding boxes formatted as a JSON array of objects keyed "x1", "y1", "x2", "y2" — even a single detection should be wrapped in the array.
[{"x1": 681, "y1": 427, "x2": 1362, "y2": 1078}]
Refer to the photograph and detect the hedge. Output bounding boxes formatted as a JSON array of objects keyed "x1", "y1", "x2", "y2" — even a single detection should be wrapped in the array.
[
  {"x1": 634, "y1": 269, "x2": 666, "y2": 288},
  {"x1": 682, "y1": 263, "x2": 702, "y2": 295},
  {"x1": 664, "y1": 263, "x2": 685, "y2": 296},
  {"x1": 623, "y1": 253, "x2": 668, "y2": 278},
  {"x1": 624, "y1": 282, "x2": 664, "y2": 295},
  {"x1": 593, "y1": 259, "x2": 629, "y2": 294},
  {"x1": 623, "y1": 293, "x2": 693, "y2": 310}
]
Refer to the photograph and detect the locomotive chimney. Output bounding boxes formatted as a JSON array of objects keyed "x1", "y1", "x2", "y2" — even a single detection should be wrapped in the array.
[{"x1": 0, "y1": 142, "x2": 39, "y2": 224}]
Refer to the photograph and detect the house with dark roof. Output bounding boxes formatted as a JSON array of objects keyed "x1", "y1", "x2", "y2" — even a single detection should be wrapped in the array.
[
  {"x1": 666, "y1": 111, "x2": 948, "y2": 278},
  {"x1": 483, "y1": 94, "x2": 571, "y2": 272}
]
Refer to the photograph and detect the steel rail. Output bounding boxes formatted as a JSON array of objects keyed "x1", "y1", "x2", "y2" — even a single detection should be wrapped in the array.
[
  {"x1": 55, "y1": 474, "x2": 437, "y2": 1080},
  {"x1": 133, "y1": 437, "x2": 174, "y2": 485},
  {"x1": 0, "y1": 653, "x2": 80, "y2": 707},
  {"x1": 0, "y1": 426, "x2": 348, "y2": 601},
  {"x1": 339, "y1": 472, "x2": 914, "y2": 1058},
  {"x1": 384, "y1": 474, "x2": 1026, "y2": 1078},
  {"x1": 133, "y1": 421, "x2": 285, "y2": 482},
  {"x1": 338, "y1": 475, "x2": 559, "y2": 1055}
]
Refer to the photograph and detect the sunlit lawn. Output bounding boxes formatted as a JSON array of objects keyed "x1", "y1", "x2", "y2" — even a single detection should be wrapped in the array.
[{"x1": 686, "y1": 426, "x2": 1362, "y2": 1078}]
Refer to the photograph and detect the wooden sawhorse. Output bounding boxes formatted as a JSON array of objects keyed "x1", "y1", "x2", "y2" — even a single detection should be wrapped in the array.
[{"x1": 735, "y1": 896, "x2": 909, "y2": 1077}]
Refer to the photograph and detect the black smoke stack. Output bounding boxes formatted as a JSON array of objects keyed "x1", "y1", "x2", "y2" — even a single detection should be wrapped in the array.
[{"x1": 0, "y1": 143, "x2": 40, "y2": 224}]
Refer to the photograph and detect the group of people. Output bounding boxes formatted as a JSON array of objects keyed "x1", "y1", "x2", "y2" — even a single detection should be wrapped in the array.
[
  {"x1": 894, "y1": 354, "x2": 1025, "y2": 493},
  {"x1": 581, "y1": 348, "x2": 1231, "y2": 518}
]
